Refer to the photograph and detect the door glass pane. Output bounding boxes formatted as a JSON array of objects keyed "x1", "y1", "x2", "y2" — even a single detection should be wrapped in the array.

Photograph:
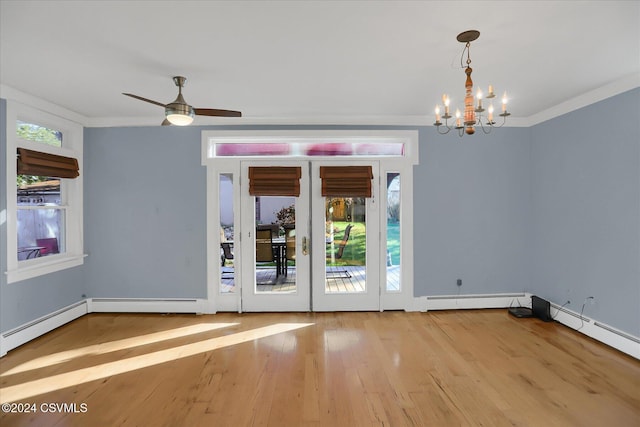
[
  {"x1": 386, "y1": 173, "x2": 401, "y2": 292},
  {"x1": 255, "y1": 196, "x2": 296, "y2": 293},
  {"x1": 219, "y1": 174, "x2": 235, "y2": 293},
  {"x1": 325, "y1": 197, "x2": 366, "y2": 293}
]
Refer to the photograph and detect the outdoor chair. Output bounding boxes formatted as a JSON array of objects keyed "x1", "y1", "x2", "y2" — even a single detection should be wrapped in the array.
[
  {"x1": 334, "y1": 224, "x2": 353, "y2": 260},
  {"x1": 326, "y1": 224, "x2": 353, "y2": 278},
  {"x1": 36, "y1": 237, "x2": 59, "y2": 256},
  {"x1": 255, "y1": 228, "x2": 279, "y2": 285},
  {"x1": 220, "y1": 242, "x2": 234, "y2": 267},
  {"x1": 284, "y1": 224, "x2": 296, "y2": 276},
  {"x1": 220, "y1": 242, "x2": 235, "y2": 279},
  {"x1": 256, "y1": 229, "x2": 275, "y2": 263}
]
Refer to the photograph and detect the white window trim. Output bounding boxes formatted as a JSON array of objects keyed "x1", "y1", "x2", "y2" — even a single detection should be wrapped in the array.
[{"x1": 5, "y1": 100, "x2": 84, "y2": 283}]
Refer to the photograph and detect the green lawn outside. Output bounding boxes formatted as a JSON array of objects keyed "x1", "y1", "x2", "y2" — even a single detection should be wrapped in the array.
[{"x1": 326, "y1": 221, "x2": 400, "y2": 266}]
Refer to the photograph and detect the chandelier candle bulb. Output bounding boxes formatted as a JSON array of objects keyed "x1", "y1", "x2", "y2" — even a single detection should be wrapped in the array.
[{"x1": 488, "y1": 85, "x2": 494, "y2": 98}]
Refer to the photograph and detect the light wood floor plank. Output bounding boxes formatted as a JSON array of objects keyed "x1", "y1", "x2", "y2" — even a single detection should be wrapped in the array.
[{"x1": 1, "y1": 310, "x2": 638, "y2": 426}]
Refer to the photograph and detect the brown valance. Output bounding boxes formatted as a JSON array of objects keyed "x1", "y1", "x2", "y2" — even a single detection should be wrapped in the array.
[
  {"x1": 320, "y1": 166, "x2": 373, "y2": 197},
  {"x1": 248, "y1": 166, "x2": 301, "y2": 196},
  {"x1": 17, "y1": 148, "x2": 79, "y2": 179}
]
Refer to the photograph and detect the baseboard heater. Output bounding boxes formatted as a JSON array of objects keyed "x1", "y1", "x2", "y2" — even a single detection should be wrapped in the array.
[
  {"x1": 1, "y1": 300, "x2": 88, "y2": 357},
  {"x1": 89, "y1": 298, "x2": 204, "y2": 314},
  {"x1": 551, "y1": 303, "x2": 587, "y2": 321},
  {"x1": 2, "y1": 300, "x2": 86, "y2": 338},
  {"x1": 91, "y1": 298, "x2": 200, "y2": 303},
  {"x1": 427, "y1": 293, "x2": 526, "y2": 300},
  {"x1": 594, "y1": 322, "x2": 640, "y2": 344}
]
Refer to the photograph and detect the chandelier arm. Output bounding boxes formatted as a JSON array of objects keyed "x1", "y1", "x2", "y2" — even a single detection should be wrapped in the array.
[
  {"x1": 479, "y1": 120, "x2": 493, "y2": 134},
  {"x1": 491, "y1": 114, "x2": 510, "y2": 128},
  {"x1": 436, "y1": 124, "x2": 452, "y2": 135}
]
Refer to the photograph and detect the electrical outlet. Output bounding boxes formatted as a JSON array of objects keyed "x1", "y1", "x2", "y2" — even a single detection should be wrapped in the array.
[{"x1": 456, "y1": 279, "x2": 462, "y2": 287}]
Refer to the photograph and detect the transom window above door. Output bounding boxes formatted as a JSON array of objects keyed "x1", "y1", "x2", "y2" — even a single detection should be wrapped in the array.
[{"x1": 206, "y1": 135, "x2": 412, "y2": 159}]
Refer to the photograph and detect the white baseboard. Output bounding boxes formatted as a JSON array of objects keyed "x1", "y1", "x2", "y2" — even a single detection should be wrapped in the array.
[
  {"x1": 0, "y1": 300, "x2": 88, "y2": 357},
  {"x1": 88, "y1": 298, "x2": 206, "y2": 314},
  {"x1": 408, "y1": 292, "x2": 639, "y2": 360},
  {"x1": 549, "y1": 301, "x2": 640, "y2": 359},
  {"x1": 2, "y1": 295, "x2": 637, "y2": 360},
  {"x1": 0, "y1": 298, "x2": 205, "y2": 357}
]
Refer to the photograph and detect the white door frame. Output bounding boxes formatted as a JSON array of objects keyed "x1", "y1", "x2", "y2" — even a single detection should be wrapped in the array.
[
  {"x1": 311, "y1": 160, "x2": 380, "y2": 311},
  {"x1": 201, "y1": 130, "x2": 419, "y2": 313},
  {"x1": 240, "y1": 160, "x2": 311, "y2": 312}
]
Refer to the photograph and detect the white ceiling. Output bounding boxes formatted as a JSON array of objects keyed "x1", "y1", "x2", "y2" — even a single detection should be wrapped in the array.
[{"x1": 1, "y1": 1, "x2": 638, "y2": 127}]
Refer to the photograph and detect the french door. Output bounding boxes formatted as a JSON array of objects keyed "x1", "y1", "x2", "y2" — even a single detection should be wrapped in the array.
[
  {"x1": 240, "y1": 160, "x2": 379, "y2": 312},
  {"x1": 240, "y1": 161, "x2": 311, "y2": 311}
]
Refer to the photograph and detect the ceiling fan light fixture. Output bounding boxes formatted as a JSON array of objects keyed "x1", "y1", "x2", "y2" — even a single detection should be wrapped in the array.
[{"x1": 165, "y1": 103, "x2": 195, "y2": 126}]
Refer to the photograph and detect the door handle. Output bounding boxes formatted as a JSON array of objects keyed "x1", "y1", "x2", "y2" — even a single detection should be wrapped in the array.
[{"x1": 302, "y1": 236, "x2": 308, "y2": 255}]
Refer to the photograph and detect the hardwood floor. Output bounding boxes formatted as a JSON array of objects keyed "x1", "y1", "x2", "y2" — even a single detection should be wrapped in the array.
[{"x1": 1, "y1": 310, "x2": 638, "y2": 426}]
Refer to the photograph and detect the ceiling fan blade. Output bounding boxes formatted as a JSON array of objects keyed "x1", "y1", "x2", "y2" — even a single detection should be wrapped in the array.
[
  {"x1": 161, "y1": 119, "x2": 171, "y2": 126},
  {"x1": 122, "y1": 93, "x2": 166, "y2": 108},
  {"x1": 194, "y1": 108, "x2": 242, "y2": 117}
]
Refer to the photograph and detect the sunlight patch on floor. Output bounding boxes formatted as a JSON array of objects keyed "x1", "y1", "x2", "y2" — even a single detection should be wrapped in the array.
[
  {"x1": 1, "y1": 323, "x2": 239, "y2": 377},
  {"x1": 0, "y1": 323, "x2": 314, "y2": 403}
]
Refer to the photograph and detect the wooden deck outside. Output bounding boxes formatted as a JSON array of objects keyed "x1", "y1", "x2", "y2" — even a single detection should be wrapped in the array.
[{"x1": 220, "y1": 265, "x2": 400, "y2": 294}]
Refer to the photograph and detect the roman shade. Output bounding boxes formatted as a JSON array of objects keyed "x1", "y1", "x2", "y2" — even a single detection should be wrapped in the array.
[
  {"x1": 320, "y1": 166, "x2": 373, "y2": 197},
  {"x1": 248, "y1": 166, "x2": 302, "y2": 196},
  {"x1": 17, "y1": 148, "x2": 79, "y2": 179}
]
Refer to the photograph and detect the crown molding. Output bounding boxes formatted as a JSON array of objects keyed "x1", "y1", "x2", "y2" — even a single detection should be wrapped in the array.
[
  {"x1": 4, "y1": 74, "x2": 639, "y2": 129},
  {"x1": 524, "y1": 73, "x2": 640, "y2": 127},
  {"x1": 0, "y1": 84, "x2": 89, "y2": 126}
]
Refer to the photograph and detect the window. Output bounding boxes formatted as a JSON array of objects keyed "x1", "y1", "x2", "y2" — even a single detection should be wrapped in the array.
[
  {"x1": 210, "y1": 140, "x2": 404, "y2": 158},
  {"x1": 386, "y1": 173, "x2": 401, "y2": 292},
  {"x1": 6, "y1": 101, "x2": 84, "y2": 283}
]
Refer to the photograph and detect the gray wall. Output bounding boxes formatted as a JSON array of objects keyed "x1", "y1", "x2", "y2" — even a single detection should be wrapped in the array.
[
  {"x1": 2, "y1": 89, "x2": 639, "y2": 342},
  {"x1": 413, "y1": 127, "x2": 532, "y2": 297},
  {"x1": 0, "y1": 99, "x2": 86, "y2": 332},
  {"x1": 84, "y1": 126, "x2": 207, "y2": 298},
  {"x1": 531, "y1": 88, "x2": 640, "y2": 336}
]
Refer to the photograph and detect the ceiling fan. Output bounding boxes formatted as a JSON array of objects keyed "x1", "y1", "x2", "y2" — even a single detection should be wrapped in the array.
[{"x1": 123, "y1": 76, "x2": 241, "y2": 126}]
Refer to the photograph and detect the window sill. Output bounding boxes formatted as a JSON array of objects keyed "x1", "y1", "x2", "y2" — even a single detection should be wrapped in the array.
[{"x1": 5, "y1": 254, "x2": 86, "y2": 283}]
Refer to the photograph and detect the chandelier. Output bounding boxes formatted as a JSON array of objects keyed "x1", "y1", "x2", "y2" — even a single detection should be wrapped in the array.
[{"x1": 434, "y1": 30, "x2": 510, "y2": 136}]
